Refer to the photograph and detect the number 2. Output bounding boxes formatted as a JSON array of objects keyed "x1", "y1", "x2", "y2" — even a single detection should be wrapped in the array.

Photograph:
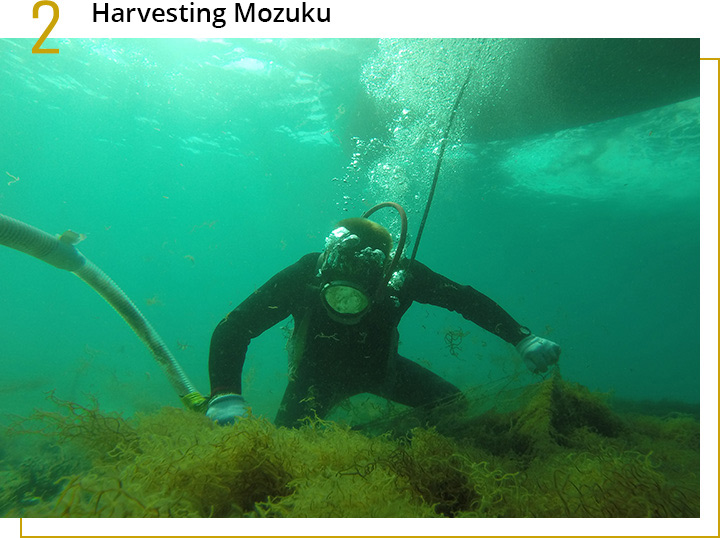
[{"x1": 32, "y1": 1, "x2": 59, "y2": 54}]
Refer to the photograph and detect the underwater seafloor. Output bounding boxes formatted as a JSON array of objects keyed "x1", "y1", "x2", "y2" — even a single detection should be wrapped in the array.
[{"x1": 0, "y1": 372, "x2": 699, "y2": 517}]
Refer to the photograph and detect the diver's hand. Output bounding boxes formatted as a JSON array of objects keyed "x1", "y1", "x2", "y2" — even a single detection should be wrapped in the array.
[
  {"x1": 516, "y1": 335, "x2": 561, "y2": 374},
  {"x1": 206, "y1": 393, "x2": 249, "y2": 425}
]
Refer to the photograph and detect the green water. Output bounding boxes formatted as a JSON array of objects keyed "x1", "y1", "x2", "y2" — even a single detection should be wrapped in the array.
[{"x1": 0, "y1": 38, "x2": 699, "y2": 424}]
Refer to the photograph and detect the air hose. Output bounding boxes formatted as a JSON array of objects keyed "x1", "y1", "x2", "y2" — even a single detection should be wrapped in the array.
[
  {"x1": 362, "y1": 201, "x2": 408, "y2": 282},
  {"x1": 0, "y1": 212, "x2": 207, "y2": 413},
  {"x1": 410, "y1": 69, "x2": 474, "y2": 261}
]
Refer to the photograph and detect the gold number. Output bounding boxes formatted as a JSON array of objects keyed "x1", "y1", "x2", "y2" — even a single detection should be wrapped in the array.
[{"x1": 32, "y1": 1, "x2": 60, "y2": 54}]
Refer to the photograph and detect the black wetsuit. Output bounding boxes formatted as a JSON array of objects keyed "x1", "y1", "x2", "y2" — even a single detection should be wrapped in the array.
[{"x1": 209, "y1": 252, "x2": 529, "y2": 427}]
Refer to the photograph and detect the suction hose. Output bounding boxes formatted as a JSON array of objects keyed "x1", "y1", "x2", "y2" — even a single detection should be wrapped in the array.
[{"x1": 0, "y1": 213, "x2": 207, "y2": 413}]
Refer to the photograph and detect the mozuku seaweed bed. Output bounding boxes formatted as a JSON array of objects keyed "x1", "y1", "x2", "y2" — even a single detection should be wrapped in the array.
[{"x1": 0, "y1": 372, "x2": 699, "y2": 517}]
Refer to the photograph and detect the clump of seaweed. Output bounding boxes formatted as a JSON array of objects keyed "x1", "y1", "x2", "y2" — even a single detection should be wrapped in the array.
[
  {"x1": 505, "y1": 372, "x2": 623, "y2": 455},
  {"x1": 32, "y1": 410, "x2": 297, "y2": 517},
  {"x1": 8, "y1": 391, "x2": 140, "y2": 462},
  {"x1": 255, "y1": 425, "x2": 437, "y2": 517},
  {"x1": 384, "y1": 428, "x2": 477, "y2": 516},
  {"x1": 444, "y1": 328, "x2": 470, "y2": 357},
  {"x1": 431, "y1": 372, "x2": 623, "y2": 460},
  {"x1": 0, "y1": 450, "x2": 78, "y2": 515},
  {"x1": 526, "y1": 448, "x2": 699, "y2": 517}
]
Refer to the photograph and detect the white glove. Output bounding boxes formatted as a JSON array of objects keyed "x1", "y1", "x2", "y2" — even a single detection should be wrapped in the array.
[
  {"x1": 516, "y1": 335, "x2": 561, "y2": 374},
  {"x1": 206, "y1": 393, "x2": 249, "y2": 425}
]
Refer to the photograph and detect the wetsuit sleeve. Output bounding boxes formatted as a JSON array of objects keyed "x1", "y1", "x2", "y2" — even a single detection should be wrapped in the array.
[
  {"x1": 407, "y1": 260, "x2": 529, "y2": 345},
  {"x1": 208, "y1": 253, "x2": 318, "y2": 398}
]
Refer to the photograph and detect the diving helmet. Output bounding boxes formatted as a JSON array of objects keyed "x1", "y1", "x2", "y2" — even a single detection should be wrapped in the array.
[{"x1": 317, "y1": 218, "x2": 392, "y2": 325}]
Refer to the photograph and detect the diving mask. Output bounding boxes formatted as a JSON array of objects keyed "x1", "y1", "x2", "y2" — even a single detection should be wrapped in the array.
[
  {"x1": 317, "y1": 226, "x2": 387, "y2": 324},
  {"x1": 320, "y1": 280, "x2": 371, "y2": 324}
]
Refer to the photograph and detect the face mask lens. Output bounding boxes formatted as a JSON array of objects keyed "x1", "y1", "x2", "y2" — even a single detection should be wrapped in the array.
[{"x1": 322, "y1": 284, "x2": 369, "y2": 315}]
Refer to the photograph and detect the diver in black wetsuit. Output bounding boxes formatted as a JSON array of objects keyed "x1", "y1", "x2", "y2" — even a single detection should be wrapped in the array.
[{"x1": 206, "y1": 215, "x2": 561, "y2": 427}]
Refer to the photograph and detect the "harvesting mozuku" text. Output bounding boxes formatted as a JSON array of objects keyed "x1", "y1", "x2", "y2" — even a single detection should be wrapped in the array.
[{"x1": 92, "y1": 2, "x2": 331, "y2": 28}]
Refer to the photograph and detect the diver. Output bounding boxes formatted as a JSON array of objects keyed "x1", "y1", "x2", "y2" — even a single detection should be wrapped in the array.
[{"x1": 206, "y1": 212, "x2": 560, "y2": 427}]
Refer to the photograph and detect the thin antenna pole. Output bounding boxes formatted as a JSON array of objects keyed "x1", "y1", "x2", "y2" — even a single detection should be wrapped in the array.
[{"x1": 410, "y1": 69, "x2": 473, "y2": 261}]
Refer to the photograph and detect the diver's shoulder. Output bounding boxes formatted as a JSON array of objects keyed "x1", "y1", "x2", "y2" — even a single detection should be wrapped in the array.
[
  {"x1": 400, "y1": 258, "x2": 446, "y2": 285},
  {"x1": 272, "y1": 252, "x2": 321, "y2": 283},
  {"x1": 291, "y1": 252, "x2": 322, "y2": 274},
  {"x1": 297, "y1": 251, "x2": 322, "y2": 265},
  {"x1": 402, "y1": 257, "x2": 431, "y2": 273}
]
